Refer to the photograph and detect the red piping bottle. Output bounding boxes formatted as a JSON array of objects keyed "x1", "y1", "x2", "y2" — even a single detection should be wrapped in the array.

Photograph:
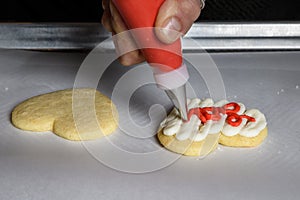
[{"x1": 112, "y1": 0, "x2": 189, "y2": 120}]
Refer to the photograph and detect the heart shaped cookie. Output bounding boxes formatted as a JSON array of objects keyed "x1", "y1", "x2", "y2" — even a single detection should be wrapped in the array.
[
  {"x1": 12, "y1": 89, "x2": 118, "y2": 141},
  {"x1": 157, "y1": 98, "x2": 268, "y2": 156}
]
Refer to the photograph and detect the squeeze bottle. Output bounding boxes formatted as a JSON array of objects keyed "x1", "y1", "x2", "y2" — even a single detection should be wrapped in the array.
[{"x1": 112, "y1": 0, "x2": 189, "y2": 120}]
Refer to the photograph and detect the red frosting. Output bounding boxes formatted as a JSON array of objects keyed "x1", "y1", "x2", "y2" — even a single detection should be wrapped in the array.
[{"x1": 187, "y1": 102, "x2": 255, "y2": 127}]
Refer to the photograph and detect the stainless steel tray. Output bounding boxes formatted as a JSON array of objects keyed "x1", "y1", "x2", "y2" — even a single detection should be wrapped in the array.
[
  {"x1": 0, "y1": 49, "x2": 299, "y2": 199},
  {"x1": 1, "y1": 22, "x2": 300, "y2": 50}
]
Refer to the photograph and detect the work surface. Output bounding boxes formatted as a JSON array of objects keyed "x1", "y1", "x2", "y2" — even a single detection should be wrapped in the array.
[{"x1": 0, "y1": 50, "x2": 299, "y2": 200}]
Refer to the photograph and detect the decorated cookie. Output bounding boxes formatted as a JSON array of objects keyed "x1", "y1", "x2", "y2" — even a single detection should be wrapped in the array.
[
  {"x1": 12, "y1": 89, "x2": 118, "y2": 141},
  {"x1": 218, "y1": 102, "x2": 268, "y2": 147},
  {"x1": 157, "y1": 98, "x2": 222, "y2": 156},
  {"x1": 157, "y1": 98, "x2": 267, "y2": 156}
]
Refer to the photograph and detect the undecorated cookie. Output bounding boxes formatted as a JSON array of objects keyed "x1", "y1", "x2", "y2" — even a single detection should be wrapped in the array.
[{"x1": 12, "y1": 88, "x2": 118, "y2": 141}]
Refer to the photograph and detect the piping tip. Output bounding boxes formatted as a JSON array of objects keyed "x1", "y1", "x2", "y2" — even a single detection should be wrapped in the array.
[{"x1": 165, "y1": 84, "x2": 188, "y2": 121}]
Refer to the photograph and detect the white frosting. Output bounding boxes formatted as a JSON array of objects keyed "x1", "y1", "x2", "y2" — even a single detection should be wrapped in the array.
[
  {"x1": 209, "y1": 100, "x2": 228, "y2": 134},
  {"x1": 199, "y1": 98, "x2": 214, "y2": 107},
  {"x1": 161, "y1": 98, "x2": 220, "y2": 142},
  {"x1": 222, "y1": 118, "x2": 248, "y2": 136},
  {"x1": 161, "y1": 109, "x2": 182, "y2": 136},
  {"x1": 237, "y1": 103, "x2": 246, "y2": 115},
  {"x1": 161, "y1": 99, "x2": 199, "y2": 140},
  {"x1": 160, "y1": 98, "x2": 267, "y2": 141},
  {"x1": 239, "y1": 109, "x2": 267, "y2": 137},
  {"x1": 209, "y1": 114, "x2": 227, "y2": 134},
  {"x1": 221, "y1": 102, "x2": 247, "y2": 136},
  {"x1": 213, "y1": 99, "x2": 229, "y2": 107},
  {"x1": 193, "y1": 120, "x2": 212, "y2": 141},
  {"x1": 177, "y1": 115, "x2": 201, "y2": 141},
  {"x1": 187, "y1": 98, "x2": 201, "y2": 109}
]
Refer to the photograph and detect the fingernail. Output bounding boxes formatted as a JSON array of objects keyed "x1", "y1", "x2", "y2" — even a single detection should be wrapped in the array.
[{"x1": 162, "y1": 17, "x2": 182, "y2": 43}]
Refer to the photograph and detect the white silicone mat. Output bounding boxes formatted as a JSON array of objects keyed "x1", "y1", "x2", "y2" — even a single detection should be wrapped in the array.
[{"x1": 0, "y1": 49, "x2": 299, "y2": 199}]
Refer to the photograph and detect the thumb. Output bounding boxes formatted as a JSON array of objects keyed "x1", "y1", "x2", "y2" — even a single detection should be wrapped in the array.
[{"x1": 155, "y1": 0, "x2": 201, "y2": 44}]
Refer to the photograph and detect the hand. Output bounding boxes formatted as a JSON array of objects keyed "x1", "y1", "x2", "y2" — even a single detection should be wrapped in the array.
[{"x1": 101, "y1": 0, "x2": 202, "y2": 66}]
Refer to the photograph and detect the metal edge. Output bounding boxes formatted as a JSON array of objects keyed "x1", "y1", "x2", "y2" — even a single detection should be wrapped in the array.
[
  {"x1": 0, "y1": 22, "x2": 300, "y2": 50},
  {"x1": 187, "y1": 22, "x2": 300, "y2": 38}
]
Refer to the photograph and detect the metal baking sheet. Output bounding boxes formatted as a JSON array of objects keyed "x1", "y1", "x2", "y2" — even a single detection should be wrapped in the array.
[
  {"x1": 1, "y1": 22, "x2": 300, "y2": 50},
  {"x1": 0, "y1": 49, "x2": 299, "y2": 199}
]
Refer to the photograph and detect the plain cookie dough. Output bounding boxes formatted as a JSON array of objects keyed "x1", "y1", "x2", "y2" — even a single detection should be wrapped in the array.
[{"x1": 12, "y1": 88, "x2": 118, "y2": 141}]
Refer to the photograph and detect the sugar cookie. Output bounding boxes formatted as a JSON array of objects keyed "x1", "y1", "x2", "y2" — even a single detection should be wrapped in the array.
[
  {"x1": 219, "y1": 107, "x2": 268, "y2": 147},
  {"x1": 12, "y1": 89, "x2": 118, "y2": 141},
  {"x1": 157, "y1": 99, "x2": 222, "y2": 156},
  {"x1": 157, "y1": 130, "x2": 219, "y2": 156},
  {"x1": 219, "y1": 127, "x2": 268, "y2": 147},
  {"x1": 157, "y1": 98, "x2": 268, "y2": 156}
]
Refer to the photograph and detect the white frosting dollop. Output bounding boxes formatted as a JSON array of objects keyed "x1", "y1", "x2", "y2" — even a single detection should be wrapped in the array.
[
  {"x1": 209, "y1": 100, "x2": 228, "y2": 134},
  {"x1": 221, "y1": 102, "x2": 247, "y2": 136},
  {"x1": 239, "y1": 109, "x2": 267, "y2": 137},
  {"x1": 160, "y1": 98, "x2": 267, "y2": 141}
]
